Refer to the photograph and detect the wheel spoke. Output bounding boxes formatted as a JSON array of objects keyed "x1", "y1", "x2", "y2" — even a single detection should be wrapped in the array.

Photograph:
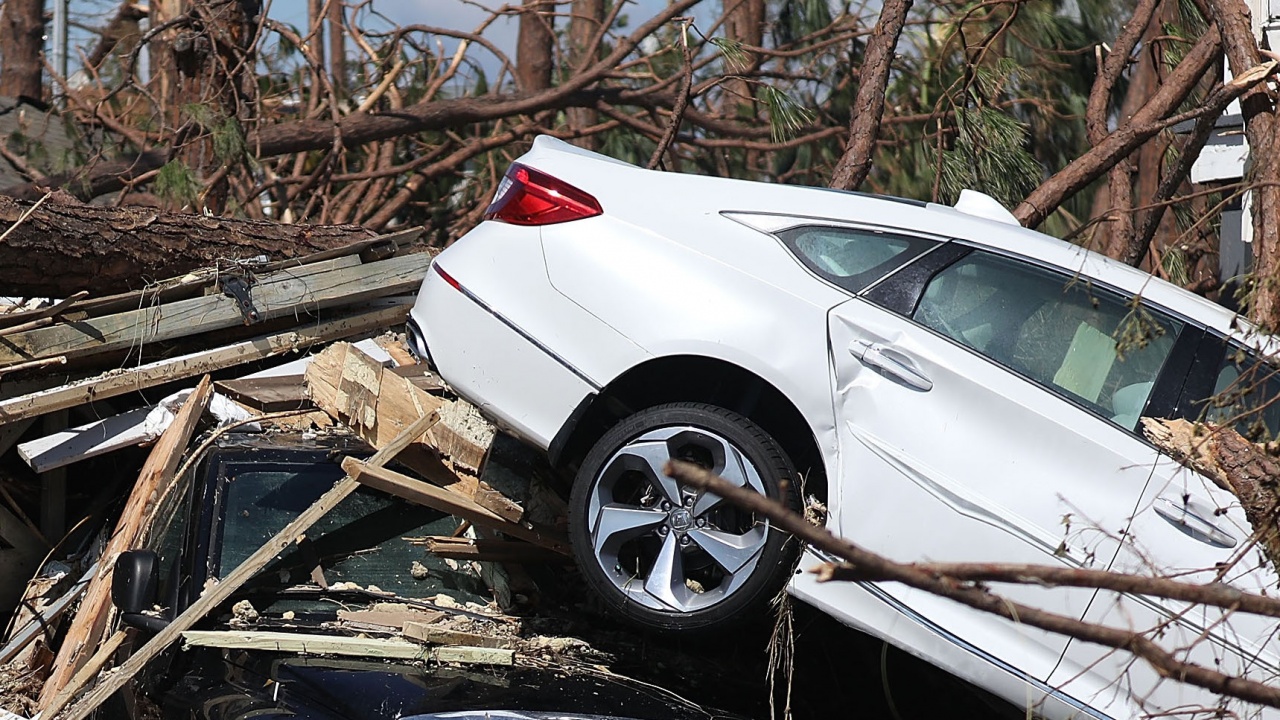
[
  {"x1": 693, "y1": 446, "x2": 756, "y2": 515},
  {"x1": 592, "y1": 504, "x2": 666, "y2": 555},
  {"x1": 643, "y1": 530, "x2": 686, "y2": 610},
  {"x1": 687, "y1": 527, "x2": 768, "y2": 574},
  {"x1": 614, "y1": 440, "x2": 682, "y2": 505}
]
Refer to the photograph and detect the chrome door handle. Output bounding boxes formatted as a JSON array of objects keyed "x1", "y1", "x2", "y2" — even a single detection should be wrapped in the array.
[
  {"x1": 850, "y1": 340, "x2": 933, "y2": 392},
  {"x1": 1154, "y1": 495, "x2": 1237, "y2": 549}
]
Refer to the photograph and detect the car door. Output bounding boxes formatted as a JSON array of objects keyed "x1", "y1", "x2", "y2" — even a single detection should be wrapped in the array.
[
  {"x1": 828, "y1": 244, "x2": 1191, "y2": 684},
  {"x1": 1049, "y1": 335, "x2": 1280, "y2": 715}
]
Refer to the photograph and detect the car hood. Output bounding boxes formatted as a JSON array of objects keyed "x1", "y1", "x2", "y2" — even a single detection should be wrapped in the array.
[{"x1": 159, "y1": 646, "x2": 730, "y2": 720}]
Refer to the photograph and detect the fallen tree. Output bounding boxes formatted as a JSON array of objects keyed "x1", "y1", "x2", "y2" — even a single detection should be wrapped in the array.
[{"x1": 0, "y1": 195, "x2": 374, "y2": 297}]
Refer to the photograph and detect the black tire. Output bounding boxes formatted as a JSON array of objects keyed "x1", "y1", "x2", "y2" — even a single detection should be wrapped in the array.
[{"x1": 568, "y1": 402, "x2": 800, "y2": 631}]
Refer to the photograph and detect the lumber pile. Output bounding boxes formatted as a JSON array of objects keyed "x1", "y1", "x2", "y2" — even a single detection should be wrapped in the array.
[{"x1": 0, "y1": 227, "x2": 594, "y2": 720}]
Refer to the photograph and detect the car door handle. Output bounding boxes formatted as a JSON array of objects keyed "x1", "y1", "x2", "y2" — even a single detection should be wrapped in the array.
[
  {"x1": 1154, "y1": 495, "x2": 1237, "y2": 549},
  {"x1": 850, "y1": 340, "x2": 933, "y2": 392}
]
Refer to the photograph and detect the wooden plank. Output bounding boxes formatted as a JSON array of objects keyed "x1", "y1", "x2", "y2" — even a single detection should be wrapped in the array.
[
  {"x1": 55, "y1": 410, "x2": 441, "y2": 720},
  {"x1": 39, "y1": 378, "x2": 214, "y2": 711},
  {"x1": 179, "y1": 630, "x2": 512, "y2": 665},
  {"x1": 17, "y1": 406, "x2": 154, "y2": 473},
  {"x1": 420, "y1": 536, "x2": 572, "y2": 565},
  {"x1": 39, "y1": 410, "x2": 68, "y2": 540},
  {"x1": 0, "y1": 291, "x2": 89, "y2": 334},
  {"x1": 214, "y1": 376, "x2": 310, "y2": 412},
  {"x1": 39, "y1": 631, "x2": 127, "y2": 720},
  {"x1": 0, "y1": 300, "x2": 411, "y2": 425},
  {"x1": 305, "y1": 343, "x2": 488, "y2": 471},
  {"x1": 304, "y1": 343, "x2": 523, "y2": 520},
  {"x1": 337, "y1": 603, "x2": 445, "y2": 629},
  {"x1": 432, "y1": 645, "x2": 514, "y2": 666},
  {"x1": 341, "y1": 458, "x2": 570, "y2": 555},
  {"x1": 402, "y1": 620, "x2": 511, "y2": 649},
  {"x1": 0, "y1": 562, "x2": 95, "y2": 664},
  {"x1": 0, "y1": 253, "x2": 431, "y2": 369}
]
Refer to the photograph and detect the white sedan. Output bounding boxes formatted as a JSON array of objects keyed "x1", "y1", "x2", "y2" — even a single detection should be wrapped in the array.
[{"x1": 408, "y1": 136, "x2": 1280, "y2": 720}]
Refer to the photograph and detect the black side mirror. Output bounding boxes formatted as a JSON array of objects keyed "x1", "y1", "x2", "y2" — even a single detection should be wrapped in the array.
[{"x1": 112, "y1": 550, "x2": 169, "y2": 632}]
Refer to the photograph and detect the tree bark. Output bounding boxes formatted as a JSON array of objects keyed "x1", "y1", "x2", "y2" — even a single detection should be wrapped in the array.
[
  {"x1": 328, "y1": 0, "x2": 346, "y2": 97},
  {"x1": 0, "y1": 0, "x2": 45, "y2": 100},
  {"x1": 0, "y1": 195, "x2": 373, "y2": 297},
  {"x1": 1143, "y1": 417, "x2": 1280, "y2": 574},
  {"x1": 1015, "y1": 27, "x2": 1222, "y2": 228},
  {"x1": 516, "y1": 0, "x2": 554, "y2": 93},
  {"x1": 1205, "y1": 0, "x2": 1280, "y2": 329},
  {"x1": 829, "y1": 0, "x2": 913, "y2": 191},
  {"x1": 566, "y1": 0, "x2": 605, "y2": 148}
]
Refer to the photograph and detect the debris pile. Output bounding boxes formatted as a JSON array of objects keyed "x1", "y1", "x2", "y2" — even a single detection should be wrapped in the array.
[{"x1": 0, "y1": 232, "x2": 655, "y2": 720}]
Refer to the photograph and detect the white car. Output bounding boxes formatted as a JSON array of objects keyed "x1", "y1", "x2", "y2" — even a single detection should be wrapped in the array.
[{"x1": 408, "y1": 136, "x2": 1280, "y2": 719}]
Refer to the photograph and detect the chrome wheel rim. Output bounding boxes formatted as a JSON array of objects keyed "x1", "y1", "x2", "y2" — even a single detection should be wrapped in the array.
[{"x1": 585, "y1": 426, "x2": 771, "y2": 613}]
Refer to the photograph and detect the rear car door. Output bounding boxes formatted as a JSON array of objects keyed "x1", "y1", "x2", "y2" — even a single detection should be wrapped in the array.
[
  {"x1": 828, "y1": 244, "x2": 1191, "y2": 684},
  {"x1": 1052, "y1": 334, "x2": 1280, "y2": 714}
]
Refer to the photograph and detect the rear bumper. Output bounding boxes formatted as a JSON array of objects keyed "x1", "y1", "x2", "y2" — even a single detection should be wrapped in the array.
[{"x1": 409, "y1": 266, "x2": 594, "y2": 449}]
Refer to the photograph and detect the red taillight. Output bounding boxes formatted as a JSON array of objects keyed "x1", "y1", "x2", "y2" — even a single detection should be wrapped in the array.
[
  {"x1": 434, "y1": 264, "x2": 461, "y2": 291},
  {"x1": 484, "y1": 163, "x2": 602, "y2": 225}
]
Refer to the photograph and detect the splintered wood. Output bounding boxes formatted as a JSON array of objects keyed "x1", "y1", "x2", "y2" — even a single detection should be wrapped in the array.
[{"x1": 304, "y1": 343, "x2": 526, "y2": 525}]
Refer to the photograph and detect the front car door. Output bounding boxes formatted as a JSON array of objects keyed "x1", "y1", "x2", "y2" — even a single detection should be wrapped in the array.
[{"x1": 826, "y1": 243, "x2": 1193, "y2": 704}]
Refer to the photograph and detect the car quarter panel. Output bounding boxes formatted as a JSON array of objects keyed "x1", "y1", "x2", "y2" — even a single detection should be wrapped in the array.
[
  {"x1": 538, "y1": 209, "x2": 846, "y2": 509},
  {"x1": 411, "y1": 222, "x2": 649, "y2": 447}
]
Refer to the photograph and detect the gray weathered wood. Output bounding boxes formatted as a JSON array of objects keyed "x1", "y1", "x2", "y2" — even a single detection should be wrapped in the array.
[
  {"x1": 17, "y1": 406, "x2": 153, "y2": 473},
  {"x1": 0, "y1": 253, "x2": 431, "y2": 368},
  {"x1": 341, "y1": 459, "x2": 570, "y2": 555},
  {"x1": 55, "y1": 410, "x2": 441, "y2": 720},
  {"x1": 0, "y1": 299, "x2": 412, "y2": 425},
  {"x1": 0, "y1": 561, "x2": 95, "y2": 664}
]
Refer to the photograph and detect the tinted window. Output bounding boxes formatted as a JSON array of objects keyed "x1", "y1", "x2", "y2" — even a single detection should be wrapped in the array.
[
  {"x1": 778, "y1": 225, "x2": 936, "y2": 292},
  {"x1": 1201, "y1": 346, "x2": 1280, "y2": 442},
  {"x1": 216, "y1": 464, "x2": 486, "y2": 612},
  {"x1": 913, "y1": 251, "x2": 1184, "y2": 429}
]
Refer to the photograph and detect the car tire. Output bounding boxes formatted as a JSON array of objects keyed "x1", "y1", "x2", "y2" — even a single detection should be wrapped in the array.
[{"x1": 569, "y1": 402, "x2": 801, "y2": 631}]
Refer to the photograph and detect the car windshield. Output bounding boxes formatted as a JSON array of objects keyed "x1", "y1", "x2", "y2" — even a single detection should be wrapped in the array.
[{"x1": 215, "y1": 461, "x2": 489, "y2": 615}]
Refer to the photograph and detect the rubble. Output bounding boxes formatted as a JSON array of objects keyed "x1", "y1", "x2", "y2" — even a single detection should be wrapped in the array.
[{"x1": 0, "y1": 232, "x2": 732, "y2": 720}]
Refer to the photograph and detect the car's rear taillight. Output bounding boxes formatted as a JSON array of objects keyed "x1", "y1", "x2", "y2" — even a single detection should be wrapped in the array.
[{"x1": 484, "y1": 163, "x2": 602, "y2": 225}]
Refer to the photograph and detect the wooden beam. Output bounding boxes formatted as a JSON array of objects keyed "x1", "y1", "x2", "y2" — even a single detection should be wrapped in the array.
[
  {"x1": 40, "y1": 631, "x2": 127, "y2": 720},
  {"x1": 0, "y1": 253, "x2": 431, "y2": 369},
  {"x1": 401, "y1": 620, "x2": 511, "y2": 649},
  {"x1": 214, "y1": 375, "x2": 309, "y2": 412},
  {"x1": 0, "y1": 299, "x2": 412, "y2": 425},
  {"x1": 420, "y1": 536, "x2": 573, "y2": 564},
  {"x1": 39, "y1": 377, "x2": 214, "y2": 711},
  {"x1": 179, "y1": 630, "x2": 514, "y2": 665},
  {"x1": 305, "y1": 343, "x2": 523, "y2": 521},
  {"x1": 0, "y1": 561, "x2": 95, "y2": 664},
  {"x1": 341, "y1": 458, "x2": 570, "y2": 555},
  {"x1": 54, "y1": 410, "x2": 441, "y2": 720},
  {"x1": 18, "y1": 405, "x2": 154, "y2": 473},
  {"x1": 39, "y1": 410, "x2": 68, "y2": 541}
]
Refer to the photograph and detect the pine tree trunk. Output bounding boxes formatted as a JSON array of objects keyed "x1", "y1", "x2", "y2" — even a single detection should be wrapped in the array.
[
  {"x1": 517, "y1": 0, "x2": 554, "y2": 92},
  {"x1": 0, "y1": 0, "x2": 45, "y2": 100},
  {"x1": 0, "y1": 196, "x2": 373, "y2": 297}
]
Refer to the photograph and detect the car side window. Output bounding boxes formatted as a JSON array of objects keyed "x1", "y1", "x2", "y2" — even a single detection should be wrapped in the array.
[
  {"x1": 777, "y1": 225, "x2": 936, "y2": 293},
  {"x1": 1201, "y1": 346, "x2": 1280, "y2": 442},
  {"x1": 913, "y1": 251, "x2": 1184, "y2": 430}
]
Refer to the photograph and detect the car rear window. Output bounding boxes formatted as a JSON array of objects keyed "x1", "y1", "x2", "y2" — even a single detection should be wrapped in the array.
[
  {"x1": 777, "y1": 225, "x2": 937, "y2": 293},
  {"x1": 1202, "y1": 347, "x2": 1280, "y2": 442}
]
